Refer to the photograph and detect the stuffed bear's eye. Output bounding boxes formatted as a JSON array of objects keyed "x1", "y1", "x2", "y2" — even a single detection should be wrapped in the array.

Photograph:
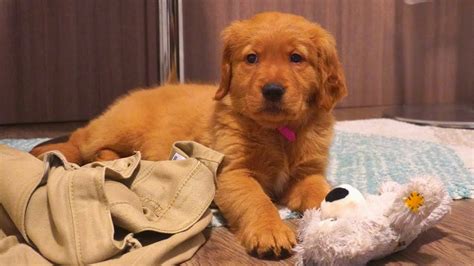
[
  {"x1": 246, "y1": 54, "x2": 258, "y2": 64},
  {"x1": 290, "y1": 53, "x2": 303, "y2": 63}
]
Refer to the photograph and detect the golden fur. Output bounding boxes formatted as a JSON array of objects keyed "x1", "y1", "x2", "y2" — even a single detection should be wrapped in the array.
[{"x1": 31, "y1": 12, "x2": 347, "y2": 258}]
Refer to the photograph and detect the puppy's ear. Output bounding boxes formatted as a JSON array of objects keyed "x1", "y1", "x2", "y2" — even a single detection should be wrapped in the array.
[
  {"x1": 214, "y1": 24, "x2": 237, "y2": 100},
  {"x1": 214, "y1": 46, "x2": 232, "y2": 100},
  {"x1": 315, "y1": 35, "x2": 348, "y2": 111}
]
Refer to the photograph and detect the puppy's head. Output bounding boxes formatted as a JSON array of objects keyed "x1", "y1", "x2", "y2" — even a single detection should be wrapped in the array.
[{"x1": 215, "y1": 12, "x2": 347, "y2": 128}]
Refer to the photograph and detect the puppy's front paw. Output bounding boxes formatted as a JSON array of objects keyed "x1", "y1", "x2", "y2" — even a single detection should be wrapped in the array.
[
  {"x1": 282, "y1": 175, "x2": 331, "y2": 212},
  {"x1": 239, "y1": 221, "x2": 296, "y2": 259},
  {"x1": 286, "y1": 189, "x2": 326, "y2": 212}
]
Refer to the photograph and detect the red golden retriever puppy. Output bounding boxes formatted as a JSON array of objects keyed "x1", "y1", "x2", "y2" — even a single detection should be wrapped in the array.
[{"x1": 31, "y1": 12, "x2": 347, "y2": 258}]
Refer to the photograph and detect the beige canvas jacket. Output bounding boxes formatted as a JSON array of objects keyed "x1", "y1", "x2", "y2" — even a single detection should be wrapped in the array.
[{"x1": 0, "y1": 141, "x2": 223, "y2": 265}]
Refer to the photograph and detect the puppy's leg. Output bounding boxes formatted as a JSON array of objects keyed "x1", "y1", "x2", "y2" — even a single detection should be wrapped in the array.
[
  {"x1": 30, "y1": 142, "x2": 83, "y2": 164},
  {"x1": 281, "y1": 174, "x2": 331, "y2": 212},
  {"x1": 215, "y1": 169, "x2": 296, "y2": 258},
  {"x1": 30, "y1": 128, "x2": 88, "y2": 164},
  {"x1": 94, "y1": 149, "x2": 121, "y2": 161}
]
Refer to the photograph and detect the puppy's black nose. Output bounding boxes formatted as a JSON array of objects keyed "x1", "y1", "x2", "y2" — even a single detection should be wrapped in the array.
[{"x1": 262, "y1": 83, "x2": 285, "y2": 102}]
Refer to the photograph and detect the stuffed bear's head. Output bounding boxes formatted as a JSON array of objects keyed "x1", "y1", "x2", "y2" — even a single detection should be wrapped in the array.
[
  {"x1": 320, "y1": 184, "x2": 368, "y2": 220},
  {"x1": 296, "y1": 176, "x2": 451, "y2": 266}
]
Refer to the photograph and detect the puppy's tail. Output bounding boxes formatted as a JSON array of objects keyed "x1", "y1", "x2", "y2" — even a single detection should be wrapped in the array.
[
  {"x1": 165, "y1": 64, "x2": 180, "y2": 84},
  {"x1": 30, "y1": 129, "x2": 86, "y2": 165}
]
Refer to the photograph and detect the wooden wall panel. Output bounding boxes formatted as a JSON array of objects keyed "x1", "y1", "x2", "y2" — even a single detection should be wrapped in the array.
[
  {"x1": 455, "y1": 0, "x2": 474, "y2": 105},
  {"x1": 396, "y1": 1, "x2": 460, "y2": 105},
  {"x1": 1, "y1": 0, "x2": 471, "y2": 124},
  {"x1": 182, "y1": 0, "x2": 473, "y2": 108},
  {"x1": 0, "y1": 0, "x2": 159, "y2": 125},
  {"x1": 0, "y1": 0, "x2": 20, "y2": 125}
]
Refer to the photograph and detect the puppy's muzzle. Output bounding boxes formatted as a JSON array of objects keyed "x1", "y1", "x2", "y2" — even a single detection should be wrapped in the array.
[{"x1": 262, "y1": 83, "x2": 286, "y2": 102}]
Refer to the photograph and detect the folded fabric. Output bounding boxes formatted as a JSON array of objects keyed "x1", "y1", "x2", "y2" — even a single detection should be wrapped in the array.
[{"x1": 0, "y1": 141, "x2": 223, "y2": 265}]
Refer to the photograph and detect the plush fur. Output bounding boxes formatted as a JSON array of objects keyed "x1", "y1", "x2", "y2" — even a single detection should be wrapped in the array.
[
  {"x1": 31, "y1": 12, "x2": 347, "y2": 258},
  {"x1": 296, "y1": 176, "x2": 452, "y2": 265}
]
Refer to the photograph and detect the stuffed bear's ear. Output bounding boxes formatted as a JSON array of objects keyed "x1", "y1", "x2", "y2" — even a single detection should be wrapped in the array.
[
  {"x1": 214, "y1": 22, "x2": 240, "y2": 100},
  {"x1": 313, "y1": 32, "x2": 348, "y2": 111},
  {"x1": 325, "y1": 187, "x2": 349, "y2": 202}
]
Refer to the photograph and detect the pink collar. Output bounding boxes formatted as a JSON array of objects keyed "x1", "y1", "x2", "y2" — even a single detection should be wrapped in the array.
[{"x1": 278, "y1": 126, "x2": 296, "y2": 142}]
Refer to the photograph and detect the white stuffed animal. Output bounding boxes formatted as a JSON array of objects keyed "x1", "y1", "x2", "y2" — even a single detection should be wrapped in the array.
[{"x1": 296, "y1": 176, "x2": 452, "y2": 266}]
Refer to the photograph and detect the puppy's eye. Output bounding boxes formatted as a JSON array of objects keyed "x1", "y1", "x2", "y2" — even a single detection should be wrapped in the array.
[
  {"x1": 290, "y1": 53, "x2": 303, "y2": 63},
  {"x1": 246, "y1": 54, "x2": 258, "y2": 64}
]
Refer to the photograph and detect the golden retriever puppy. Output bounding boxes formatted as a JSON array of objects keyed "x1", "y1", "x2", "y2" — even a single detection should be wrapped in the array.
[{"x1": 31, "y1": 12, "x2": 347, "y2": 258}]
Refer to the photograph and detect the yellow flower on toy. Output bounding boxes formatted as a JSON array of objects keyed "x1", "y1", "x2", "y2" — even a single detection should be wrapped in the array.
[{"x1": 404, "y1": 191, "x2": 424, "y2": 213}]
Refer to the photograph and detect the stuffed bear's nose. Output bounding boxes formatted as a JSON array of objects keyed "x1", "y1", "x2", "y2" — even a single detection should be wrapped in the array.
[
  {"x1": 262, "y1": 83, "x2": 285, "y2": 102},
  {"x1": 325, "y1": 187, "x2": 349, "y2": 202}
]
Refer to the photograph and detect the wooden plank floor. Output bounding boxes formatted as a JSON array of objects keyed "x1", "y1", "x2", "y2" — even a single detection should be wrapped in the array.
[
  {"x1": 1, "y1": 106, "x2": 472, "y2": 265},
  {"x1": 183, "y1": 200, "x2": 474, "y2": 265}
]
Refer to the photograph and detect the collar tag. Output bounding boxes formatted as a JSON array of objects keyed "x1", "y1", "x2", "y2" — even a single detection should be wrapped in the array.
[{"x1": 278, "y1": 127, "x2": 296, "y2": 142}]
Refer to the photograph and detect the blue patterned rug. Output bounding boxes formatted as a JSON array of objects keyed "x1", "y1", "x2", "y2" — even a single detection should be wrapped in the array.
[
  {"x1": 327, "y1": 131, "x2": 472, "y2": 199},
  {"x1": 329, "y1": 119, "x2": 473, "y2": 200},
  {"x1": 0, "y1": 138, "x2": 50, "y2": 152}
]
